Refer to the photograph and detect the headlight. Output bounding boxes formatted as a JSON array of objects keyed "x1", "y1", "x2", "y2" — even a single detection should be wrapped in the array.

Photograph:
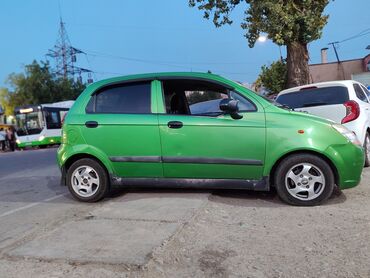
[
  {"x1": 16, "y1": 139, "x2": 20, "y2": 144},
  {"x1": 332, "y1": 124, "x2": 361, "y2": 146},
  {"x1": 39, "y1": 135, "x2": 45, "y2": 141}
]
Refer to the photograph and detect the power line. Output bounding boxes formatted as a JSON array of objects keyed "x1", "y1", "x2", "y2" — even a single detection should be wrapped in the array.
[
  {"x1": 85, "y1": 49, "x2": 258, "y2": 66},
  {"x1": 338, "y1": 27, "x2": 370, "y2": 44},
  {"x1": 83, "y1": 49, "x2": 256, "y2": 76}
]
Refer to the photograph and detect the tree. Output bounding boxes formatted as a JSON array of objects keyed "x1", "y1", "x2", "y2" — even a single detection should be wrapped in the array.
[
  {"x1": 1, "y1": 60, "x2": 85, "y2": 115},
  {"x1": 189, "y1": 0, "x2": 331, "y2": 87},
  {"x1": 255, "y1": 60, "x2": 287, "y2": 95},
  {"x1": 0, "y1": 88, "x2": 15, "y2": 116}
]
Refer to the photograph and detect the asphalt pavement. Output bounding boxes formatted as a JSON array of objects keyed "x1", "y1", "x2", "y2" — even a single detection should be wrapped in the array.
[{"x1": 0, "y1": 148, "x2": 369, "y2": 278}]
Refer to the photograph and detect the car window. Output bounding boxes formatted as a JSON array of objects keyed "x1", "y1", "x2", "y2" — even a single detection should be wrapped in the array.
[
  {"x1": 276, "y1": 86, "x2": 349, "y2": 109},
  {"x1": 162, "y1": 79, "x2": 256, "y2": 116},
  {"x1": 45, "y1": 110, "x2": 61, "y2": 129},
  {"x1": 86, "y1": 82, "x2": 151, "y2": 114},
  {"x1": 229, "y1": 91, "x2": 256, "y2": 111},
  {"x1": 360, "y1": 84, "x2": 370, "y2": 100},
  {"x1": 353, "y1": 83, "x2": 369, "y2": 103},
  {"x1": 187, "y1": 90, "x2": 226, "y2": 115}
]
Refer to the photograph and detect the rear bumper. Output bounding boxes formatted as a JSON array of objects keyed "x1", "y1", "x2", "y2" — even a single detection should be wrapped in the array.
[{"x1": 325, "y1": 143, "x2": 364, "y2": 189}]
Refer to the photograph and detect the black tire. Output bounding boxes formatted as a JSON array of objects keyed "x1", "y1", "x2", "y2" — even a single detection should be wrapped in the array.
[
  {"x1": 66, "y1": 158, "x2": 109, "y2": 202},
  {"x1": 274, "y1": 154, "x2": 335, "y2": 206},
  {"x1": 364, "y1": 133, "x2": 370, "y2": 167},
  {"x1": 39, "y1": 145, "x2": 47, "y2": 149}
]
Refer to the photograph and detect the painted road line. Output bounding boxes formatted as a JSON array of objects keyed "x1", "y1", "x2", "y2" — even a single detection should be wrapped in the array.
[{"x1": 0, "y1": 194, "x2": 66, "y2": 219}]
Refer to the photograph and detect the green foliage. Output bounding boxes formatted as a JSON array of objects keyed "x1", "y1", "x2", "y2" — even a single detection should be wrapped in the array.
[
  {"x1": 255, "y1": 60, "x2": 287, "y2": 94},
  {"x1": 189, "y1": 0, "x2": 330, "y2": 47},
  {"x1": 190, "y1": 0, "x2": 332, "y2": 86},
  {"x1": 0, "y1": 60, "x2": 85, "y2": 115},
  {"x1": 0, "y1": 88, "x2": 14, "y2": 116}
]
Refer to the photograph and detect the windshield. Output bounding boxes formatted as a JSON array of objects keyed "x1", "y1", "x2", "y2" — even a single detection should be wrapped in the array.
[{"x1": 15, "y1": 111, "x2": 43, "y2": 136}]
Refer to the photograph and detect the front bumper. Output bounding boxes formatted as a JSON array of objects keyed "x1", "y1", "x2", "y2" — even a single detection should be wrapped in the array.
[{"x1": 325, "y1": 143, "x2": 364, "y2": 189}]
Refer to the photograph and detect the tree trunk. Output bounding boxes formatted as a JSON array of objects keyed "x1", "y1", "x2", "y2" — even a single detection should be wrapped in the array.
[{"x1": 286, "y1": 42, "x2": 310, "y2": 88}]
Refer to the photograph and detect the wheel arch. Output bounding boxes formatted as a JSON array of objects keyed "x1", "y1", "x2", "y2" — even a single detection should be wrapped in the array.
[
  {"x1": 269, "y1": 150, "x2": 339, "y2": 187},
  {"x1": 61, "y1": 153, "x2": 112, "y2": 188},
  {"x1": 64, "y1": 153, "x2": 110, "y2": 174}
]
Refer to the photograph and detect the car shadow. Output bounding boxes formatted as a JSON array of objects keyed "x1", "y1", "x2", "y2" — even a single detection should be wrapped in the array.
[{"x1": 106, "y1": 185, "x2": 347, "y2": 207}]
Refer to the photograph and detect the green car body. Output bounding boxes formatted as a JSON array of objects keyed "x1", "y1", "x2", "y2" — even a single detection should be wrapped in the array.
[{"x1": 57, "y1": 72, "x2": 364, "y2": 205}]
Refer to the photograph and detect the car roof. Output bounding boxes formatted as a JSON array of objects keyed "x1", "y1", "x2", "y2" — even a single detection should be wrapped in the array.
[
  {"x1": 92, "y1": 72, "x2": 222, "y2": 84},
  {"x1": 87, "y1": 72, "x2": 239, "y2": 91},
  {"x1": 278, "y1": 80, "x2": 363, "y2": 96}
]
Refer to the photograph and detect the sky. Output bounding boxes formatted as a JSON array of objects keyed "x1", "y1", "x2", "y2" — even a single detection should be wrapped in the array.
[{"x1": 0, "y1": 0, "x2": 369, "y2": 88}]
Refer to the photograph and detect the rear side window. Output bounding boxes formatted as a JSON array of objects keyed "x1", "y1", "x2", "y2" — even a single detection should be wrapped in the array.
[
  {"x1": 354, "y1": 83, "x2": 369, "y2": 103},
  {"x1": 86, "y1": 82, "x2": 151, "y2": 114},
  {"x1": 360, "y1": 85, "x2": 370, "y2": 99},
  {"x1": 276, "y1": 86, "x2": 349, "y2": 109}
]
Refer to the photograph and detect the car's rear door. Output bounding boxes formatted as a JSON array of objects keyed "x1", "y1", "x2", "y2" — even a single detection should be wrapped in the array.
[{"x1": 81, "y1": 80, "x2": 163, "y2": 178}]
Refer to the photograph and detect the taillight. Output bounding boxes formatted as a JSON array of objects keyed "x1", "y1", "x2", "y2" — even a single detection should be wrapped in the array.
[{"x1": 341, "y1": 100, "x2": 360, "y2": 124}]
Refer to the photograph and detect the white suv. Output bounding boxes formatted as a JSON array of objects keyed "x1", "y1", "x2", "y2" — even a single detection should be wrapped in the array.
[{"x1": 276, "y1": 80, "x2": 370, "y2": 166}]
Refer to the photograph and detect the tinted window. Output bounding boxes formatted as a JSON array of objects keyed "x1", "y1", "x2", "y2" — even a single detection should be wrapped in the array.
[
  {"x1": 230, "y1": 91, "x2": 256, "y2": 111},
  {"x1": 354, "y1": 83, "x2": 368, "y2": 103},
  {"x1": 44, "y1": 108, "x2": 68, "y2": 129},
  {"x1": 276, "y1": 86, "x2": 349, "y2": 109},
  {"x1": 46, "y1": 111, "x2": 61, "y2": 129},
  {"x1": 188, "y1": 92, "x2": 256, "y2": 115},
  {"x1": 88, "y1": 82, "x2": 151, "y2": 114},
  {"x1": 360, "y1": 84, "x2": 370, "y2": 99}
]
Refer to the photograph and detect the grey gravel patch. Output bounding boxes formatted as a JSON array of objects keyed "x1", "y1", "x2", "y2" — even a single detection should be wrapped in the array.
[
  {"x1": 198, "y1": 249, "x2": 237, "y2": 278},
  {"x1": 8, "y1": 219, "x2": 178, "y2": 266},
  {"x1": 91, "y1": 193, "x2": 209, "y2": 222}
]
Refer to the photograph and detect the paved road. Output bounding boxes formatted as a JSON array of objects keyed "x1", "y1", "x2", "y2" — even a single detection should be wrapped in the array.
[
  {"x1": 0, "y1": 148, "x2": 211, "y2": 277},
  {"x1": 0, "y1": 148, "x2": 369, "y2": 278}
]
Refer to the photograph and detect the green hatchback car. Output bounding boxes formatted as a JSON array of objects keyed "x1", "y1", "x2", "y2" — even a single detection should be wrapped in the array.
[{"x1": 57, "y1": 72, "x2": 364, "y2": 206}]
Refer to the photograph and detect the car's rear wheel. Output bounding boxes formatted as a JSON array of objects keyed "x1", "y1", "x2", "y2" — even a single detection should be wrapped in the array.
[
  {"x1": 364, "y1": 133, "x2": 370, "y2": 167},
  {"x1": 66, "y1": 158, "x2": 109, "y2": 202},
  {"x1": 274, "y1": 154, "x2": 334, "y2": 206}
]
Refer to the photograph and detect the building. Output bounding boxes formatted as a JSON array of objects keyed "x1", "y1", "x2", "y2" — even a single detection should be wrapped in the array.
[{"x1": 309, "y1": 49, "x2": 370, "y2": 86}]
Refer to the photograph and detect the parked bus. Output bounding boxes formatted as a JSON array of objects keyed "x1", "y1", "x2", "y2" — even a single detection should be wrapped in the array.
[{"x1": 14, "y1": 100, "x2": 74, "y2": 149}]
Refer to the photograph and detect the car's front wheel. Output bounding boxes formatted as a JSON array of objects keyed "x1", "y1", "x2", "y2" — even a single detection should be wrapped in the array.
[
  {"x1": 274, "y1": 154, "x2": 335, "y2": 206},
  {"x1": 66, "y1": 158, "x2": 109, "y2": 202}
]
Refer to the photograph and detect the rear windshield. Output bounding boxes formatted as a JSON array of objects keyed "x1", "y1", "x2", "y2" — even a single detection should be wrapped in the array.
[{"x1": 276, "y1": 86, "x2": 349, "y2": 109}]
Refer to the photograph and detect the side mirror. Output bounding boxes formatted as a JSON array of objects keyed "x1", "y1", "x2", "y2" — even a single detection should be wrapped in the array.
[{"x1": 219, "y1": 99, "x2": 243, "y2": 120}]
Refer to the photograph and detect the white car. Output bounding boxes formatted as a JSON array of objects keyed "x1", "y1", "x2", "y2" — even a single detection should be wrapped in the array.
[{"x1": 276, "y1": 80, "x2": 370, "y2": 166}]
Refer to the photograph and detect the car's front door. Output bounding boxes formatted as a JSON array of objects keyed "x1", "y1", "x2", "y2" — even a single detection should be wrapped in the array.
[
  {"x1": 81, "y1": 80, "x2": 163, "y2": 178},
  {"x1": 157, "y1": 78, "x2": 266, "y2": 180}
]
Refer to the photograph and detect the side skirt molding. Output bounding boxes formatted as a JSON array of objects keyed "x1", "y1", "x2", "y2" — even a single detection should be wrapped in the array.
[
  {"x1": 110, "y1": 175, "x2": 270, "y2": 191},
  {"x1": 109, "y1": 156, "x2": 263, "y2": 166}
]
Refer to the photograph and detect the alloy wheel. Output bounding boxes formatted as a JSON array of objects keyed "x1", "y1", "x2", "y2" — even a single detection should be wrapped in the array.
[
  {"x1": 285, "y1": 163, "x2": 325, "y2": 201},
  {"x1": 71, "y1": 165, "x2": 100, "y2": 197}
]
